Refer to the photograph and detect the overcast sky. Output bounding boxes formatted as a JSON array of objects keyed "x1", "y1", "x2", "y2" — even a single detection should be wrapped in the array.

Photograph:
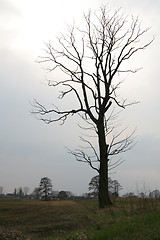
[{"x1": 0, "y1": 0, "x2": 160, "y2": 195}]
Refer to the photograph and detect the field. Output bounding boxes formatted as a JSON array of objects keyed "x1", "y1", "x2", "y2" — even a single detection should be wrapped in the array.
[{"x1": 0, "y1": 198, "x2": 160, "y2": 240}]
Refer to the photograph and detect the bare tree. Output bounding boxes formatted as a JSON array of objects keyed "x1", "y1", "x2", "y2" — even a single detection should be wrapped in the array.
[{"x1": 32, "y1": 6, "x2": 153, "y2": 208}]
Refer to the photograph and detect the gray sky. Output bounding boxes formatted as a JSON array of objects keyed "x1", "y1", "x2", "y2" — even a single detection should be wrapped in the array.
[{"x1": 0, "y1": 0, "x2": 160, "y2": 195}]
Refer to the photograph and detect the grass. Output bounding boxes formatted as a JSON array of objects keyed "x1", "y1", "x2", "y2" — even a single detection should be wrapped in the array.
[
  {"x1": 0, "y1": 198, "x2": 159, "y2": 240},
  {"x1": 91, "y1": 211, "x2": 160, "y2": 240}
]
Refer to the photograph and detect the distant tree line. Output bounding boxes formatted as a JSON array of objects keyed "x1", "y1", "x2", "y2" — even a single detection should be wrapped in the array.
[
  {"x1": 0, "y1": 178, "x2": 75, "y2": 200},
  {"x1": 0, "y1": 177, "x2": 160, "y2": 200}
]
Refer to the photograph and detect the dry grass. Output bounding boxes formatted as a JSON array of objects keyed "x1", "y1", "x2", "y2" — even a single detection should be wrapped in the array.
[
  {"x1": 0, "y1": 198, "x2": 159, "y2": 240},
  {"x1": 0, "y1": 199, "x2": 94, "y2": 239}
]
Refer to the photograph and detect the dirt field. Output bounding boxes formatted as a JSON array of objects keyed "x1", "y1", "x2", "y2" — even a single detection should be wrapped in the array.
[
  {"x1": 0, "y1": 199, "x2": 96, "y2": 239},
  {"x1": 0, "y1": 198, "x2": 159, "y2": 240}
]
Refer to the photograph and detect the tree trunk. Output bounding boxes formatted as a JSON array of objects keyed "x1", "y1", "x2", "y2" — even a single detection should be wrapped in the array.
[{"x1": 98, "y1": 122, "x2": 112, "y2": 208}]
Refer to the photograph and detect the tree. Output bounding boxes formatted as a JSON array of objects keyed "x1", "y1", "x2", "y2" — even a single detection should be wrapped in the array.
[
  {"x1": 18, "y1": 187, "x2": 24, "y2": 198},
  {"x1": 88, "y1": 175, "x2": 122, "y2": 198},
  {"x1": 0, "y1": 186, "x2": 4, "y2": 195},
  {"x1": 58, "y1": 191, "x2": 67, "y2": 200},
  {"x1": 88, "y1": 175, "x2": 99, "y2": 198},
  {"x1": 33, "y1": 6, "x2": 152, "y2": 208},
  {"x1": 111, "y1": 179, "x2": 123, "y2": 198},
  {"x1": 38, "y1": 177, "x2": 53, "y2": 200},
  {"x1": 32, "y1": 187, "x2": 41, "y2": 199},
  {"x1": 122, "y1": 192, "x2": 136, "y2": 198},
  {"x1": 149, "y1": 190, "x2": 160, "y2": 199},
  {"x1": 13, "y1": 188, "x2": 17, "y2": 197}
]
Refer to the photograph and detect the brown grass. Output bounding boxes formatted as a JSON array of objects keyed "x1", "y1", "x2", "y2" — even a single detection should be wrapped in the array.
[
  {"x1": 0, "y1": 198, "x2": 159, "y2": 240},
  {"x1": 0, "y1": 199, "x2": 95, "y2": 239}
]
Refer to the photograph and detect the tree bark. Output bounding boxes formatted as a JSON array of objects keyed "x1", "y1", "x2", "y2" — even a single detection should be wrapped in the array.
[{"x1": 98, "y1": 121, "x2": 112, "y2": 208}]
